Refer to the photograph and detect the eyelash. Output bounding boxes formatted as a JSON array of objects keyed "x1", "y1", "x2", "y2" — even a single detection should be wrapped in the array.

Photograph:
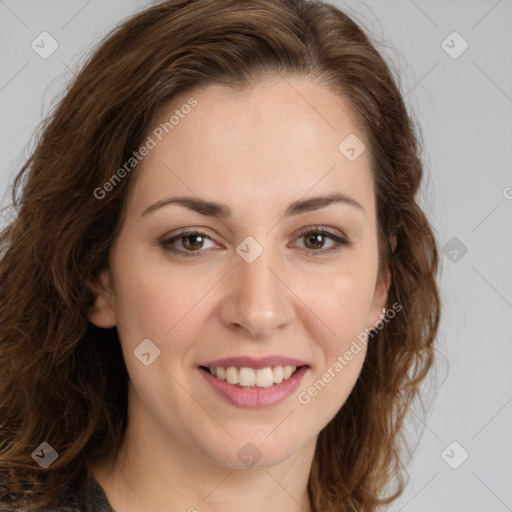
[{"x1": 159, "y1": 227, "x2": 351, "y2": 258}]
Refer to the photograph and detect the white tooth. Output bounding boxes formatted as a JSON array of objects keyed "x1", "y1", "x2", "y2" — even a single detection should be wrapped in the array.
[
  {"x1": 273, "y1": 366, "x2": 284, "y2": 383},
  {"x1": 283, "y1": 365, "x2": 294, "y2": 380},
  {"x1": 256, "y1": 368, "x2": 274, "y2": 388},
  {"x1": 238, "y1": 367, "x2": 256, "y2": 387},
  {"x1": 215, "y1": 365, "x2": 298, "y2": 386},
  {"x1": 226, "y1": 366, "x2": 238, "y2": 384}
]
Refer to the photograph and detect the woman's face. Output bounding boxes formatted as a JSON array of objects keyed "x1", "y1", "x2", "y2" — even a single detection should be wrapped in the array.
[{"x1": 90, "y1": 76, "x2": 390, "y2": 469}]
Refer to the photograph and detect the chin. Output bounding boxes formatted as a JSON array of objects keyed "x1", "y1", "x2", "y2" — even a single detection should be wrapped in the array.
[
  {"x1": 210, "y1": 446, "x2": 298, "y2": 470},
  {"x1": 197, "y1": 427, "x2": 313, "y2": 470}
]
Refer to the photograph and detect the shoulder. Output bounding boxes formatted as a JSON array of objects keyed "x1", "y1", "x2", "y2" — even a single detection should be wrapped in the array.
[
  {"x1": 87, "y1": 475, "x2": 115, "y2": 512},
  {"x1": 0, "y1": 470, "x2": 114, "y2": 512}
]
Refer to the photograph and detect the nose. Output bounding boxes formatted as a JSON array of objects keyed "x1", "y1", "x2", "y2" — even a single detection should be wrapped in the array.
[{"x1": 217, "y1": 247, "x2": 295, "y2": 338}]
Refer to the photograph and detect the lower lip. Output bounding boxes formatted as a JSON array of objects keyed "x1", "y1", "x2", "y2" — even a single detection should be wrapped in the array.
[{"x1": 199, "y1": 366, "x2": 308, "y2": 409}]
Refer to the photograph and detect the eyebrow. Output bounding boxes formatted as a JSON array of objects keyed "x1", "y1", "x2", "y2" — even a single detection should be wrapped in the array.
[{"x1": 141, "y1": 192, "x2": 364, "y2": 218}]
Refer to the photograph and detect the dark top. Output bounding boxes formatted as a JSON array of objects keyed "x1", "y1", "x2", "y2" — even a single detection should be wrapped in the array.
[
  {"x1": 0, "y1": 469, "x2": 115, "y2": 512},
  {"x1": 76, "y1": 471, "x2": 115, "y2": 512}
]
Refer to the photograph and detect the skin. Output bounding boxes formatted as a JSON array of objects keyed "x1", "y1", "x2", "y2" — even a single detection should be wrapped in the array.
[{"x1": 89, "y1": 75, "x2": 393, "y2": 512}]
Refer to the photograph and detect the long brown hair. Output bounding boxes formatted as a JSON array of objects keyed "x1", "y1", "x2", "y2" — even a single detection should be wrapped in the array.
[{"x1": 0, "y1": 0, "x2": 441, "y2": 510}]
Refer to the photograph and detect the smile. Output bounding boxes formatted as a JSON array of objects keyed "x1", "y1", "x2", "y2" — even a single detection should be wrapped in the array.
[
  {"x1": 198, "y1": 358, "x2": 308, "y2": 408},
  {"x1": 202, "y1": 365, "x2": 298, "y2": 388}
]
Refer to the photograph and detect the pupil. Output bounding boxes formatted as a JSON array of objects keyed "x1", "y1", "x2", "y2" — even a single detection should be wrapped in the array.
[
  {"x1": 183, "y1": 234, "x2": 203, "y2": 250},
  {"x1": 306, "y1": 233, "x2": 324, "y2": 249}
]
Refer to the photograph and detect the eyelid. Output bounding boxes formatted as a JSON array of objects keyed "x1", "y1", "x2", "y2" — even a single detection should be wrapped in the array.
[{"x1": 290, "y1": 225, "x2": 349, "y2": 243}]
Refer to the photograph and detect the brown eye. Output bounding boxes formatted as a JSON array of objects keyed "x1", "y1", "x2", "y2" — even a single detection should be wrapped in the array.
[
  {"x1": 303, "y1": 232, "x2": 328, "y2": 250},
  {"x1": 159, "y1": 230, "x2": 217, "y2": 257},
  {"x1": 181, "y1": 234, "x2": 205, "y2": 251},
  {"x1": 293, "y1": 228, "x2": 350, "y2": 255}
]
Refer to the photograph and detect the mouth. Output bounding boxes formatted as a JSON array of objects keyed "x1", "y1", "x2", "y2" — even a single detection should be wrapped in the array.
[
  {"x1": 198, "y1": 356, "x2": 309, "y2": 408},
  {"x1": 199, "y1": 364, "x2": 303, "y2": 388}
]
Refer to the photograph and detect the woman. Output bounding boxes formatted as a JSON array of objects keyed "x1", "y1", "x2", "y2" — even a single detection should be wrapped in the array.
[{"x1": 0, "y1": 0, "x2": 440, "y2": 510}]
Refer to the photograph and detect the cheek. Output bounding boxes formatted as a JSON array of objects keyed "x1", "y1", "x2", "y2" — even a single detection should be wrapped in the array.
[
  {"x1": 298, "y1": 348, "x2": 366, "y2": 429},
  {"x1": 109, "y1": 248, "x2": 225, "y2": 388},
  {"x1": 109, "y1": 253, "x2": 201, "y2": 403},
  {"x1": 295, "y1": 271, "x2": 373, "y2": 422},
  {"x1": 111, "y1": 247, "x2": 205, "y2": 338},
  {"x1": 297, "y1": 260, "x2": 378, "y2": 348}
]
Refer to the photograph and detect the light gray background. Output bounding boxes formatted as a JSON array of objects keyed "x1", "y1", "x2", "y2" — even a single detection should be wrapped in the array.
[{"x1": 1, "y1": 1, "x2": 511, "y2": 510}]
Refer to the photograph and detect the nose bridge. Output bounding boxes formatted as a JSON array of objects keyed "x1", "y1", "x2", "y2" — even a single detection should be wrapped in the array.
[{"x1": 219, "y1": 239, "x2": 293, "y2": 336}]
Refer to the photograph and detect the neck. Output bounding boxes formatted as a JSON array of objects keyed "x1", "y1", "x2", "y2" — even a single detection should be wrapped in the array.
[{"x1": 90, "y1": 388, "x2": 315, "y2": 512}]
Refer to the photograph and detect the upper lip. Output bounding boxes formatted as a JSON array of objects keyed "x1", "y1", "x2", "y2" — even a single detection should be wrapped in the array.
[{"x1": 201, "y1": 356, "x2": 309, "y2": 370}]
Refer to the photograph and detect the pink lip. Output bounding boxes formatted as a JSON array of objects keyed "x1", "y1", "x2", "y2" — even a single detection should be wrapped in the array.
[
  {"x1": 199, "y1": 366, "x2": 308, "y2": 409},
  {"x1": 201, "y1": 356, "x2": 308, "y2": 369}
]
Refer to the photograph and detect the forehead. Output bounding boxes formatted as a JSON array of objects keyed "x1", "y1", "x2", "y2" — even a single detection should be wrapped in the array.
[{"x1": 125, "y1": 76, "x2": 375, "y2": 221}]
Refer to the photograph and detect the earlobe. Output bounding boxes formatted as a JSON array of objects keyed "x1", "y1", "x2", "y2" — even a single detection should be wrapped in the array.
[
  {"x1": 390, "y1": 234, "x2": 397, "y2": 253},
  {"x1": 88, "y1": 269, "x2": 116, "y2": 328},
  {"x1": 368, "y1": 234, "x2": 396, "y2": 331}
]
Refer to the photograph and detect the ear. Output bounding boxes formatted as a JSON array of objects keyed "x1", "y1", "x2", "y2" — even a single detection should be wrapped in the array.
[
  {"x1": 88, "y1": 269, "x2": 117, "y2": 328},
  {"x1": 368, "y1": 266, "x2": 391, "y2": 331},
  {"x1": 390, "y1": 234, "x2": 397, "y2": 253},
  {"x1": 368, "y1": 235, "x2": 396, "y2": 330}
]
